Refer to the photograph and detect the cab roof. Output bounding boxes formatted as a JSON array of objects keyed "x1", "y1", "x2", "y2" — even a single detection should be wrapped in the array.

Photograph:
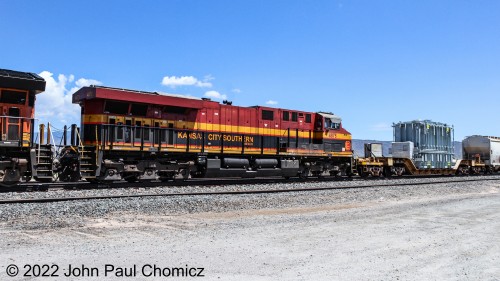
[{"x1": 0, "y1": 68, "x2": 46, "y2": 93}]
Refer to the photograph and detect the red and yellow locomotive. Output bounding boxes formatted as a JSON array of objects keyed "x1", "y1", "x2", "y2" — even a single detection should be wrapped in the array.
[
  {"x1": 0, "y1": 69, "x2": 45, "y2": 183},
  {"x1": 68, "y1": 86, "x2": 353, "y2": 182}
]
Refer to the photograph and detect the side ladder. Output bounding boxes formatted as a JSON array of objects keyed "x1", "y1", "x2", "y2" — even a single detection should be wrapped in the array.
[
  {"x1": 80, "y1": 146, "x2": 98, "y2": 181},
  {"x1": 34, "y1": 144, "x2": 54, "y2": 182}
]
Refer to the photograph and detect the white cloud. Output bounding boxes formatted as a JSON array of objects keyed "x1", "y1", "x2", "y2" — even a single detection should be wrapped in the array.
[
  {"x1": 204, "y1": 90, "x2": 227, "y2": 100},
  {"x1": 161, "y1": 75, "x2": 212, "y2": 88},
  {"x1": 203, "y1": 74, "x2": 215, "y2": 82},
  {"x1": 232, "y1": 88, "x2": 241, "y2": 93},
  {"x1": 68, "y1": 78, "x2": 103, "y2": 96},
  {"x1": 75, "y1": 78, "x2": 101, "y2": 88},
  {"x1": 196, "y1": 81, "x2": 212, "y2": 88},
  {"x1": 161, "y1": 76, "x2": 197, "y2": 87},
  {"x1": 265, "y1": 100, "x2": 278, "y2": 105},
  {"x1": 370, "y1": 122, "x2": 393, "y2": 132},
  {"x1": 36, "y1": 71, "x2": 101, "y2": 130}
]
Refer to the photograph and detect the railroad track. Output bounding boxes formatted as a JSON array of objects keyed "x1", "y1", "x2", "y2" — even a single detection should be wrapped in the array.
[
  {"x1": 4, "y1": 176, "x2": 346, "y2": 193},
  {"x1": 1, "y1": 174, "x2": 499, "y2": 194},
  {"x1": 1, "y1": 176, "x2": 499, "y2": 205},
  {"x1": 3, "y1": 173, "x2": 498, "y2": 193}
]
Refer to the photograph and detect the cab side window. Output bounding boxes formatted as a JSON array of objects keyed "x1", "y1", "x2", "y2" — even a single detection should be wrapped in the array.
[{"x1": 0, "y1": 90, "x2": 26, "y2": 105}]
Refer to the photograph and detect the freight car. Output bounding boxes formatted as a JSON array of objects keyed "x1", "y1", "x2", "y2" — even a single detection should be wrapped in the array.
[
  {"x1": 62, "y1": 86, "x2": 354, "y2": 182},
  {"x1": 0, "y1": 69, "x2": 46, "y2": 184},
  {"x1": 461, "y1": 135, "x2": 500, "y2": 174},
  {"x1": 355, "y1": 121, "x2": 497, "y2": 177},
  {"x1": 356, "y1": 120, "x2": 457, "y2": 177}
]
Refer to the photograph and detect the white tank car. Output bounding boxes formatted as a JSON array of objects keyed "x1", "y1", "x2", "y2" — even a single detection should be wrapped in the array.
[{"x1": 462, "y1": 135, "x2": 500, "y2": 171}]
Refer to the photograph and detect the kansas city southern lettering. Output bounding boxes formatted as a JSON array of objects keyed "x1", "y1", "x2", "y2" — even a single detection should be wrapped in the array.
[{"x1": 177, "y1": 132, "x2": 254, "y2": 146}]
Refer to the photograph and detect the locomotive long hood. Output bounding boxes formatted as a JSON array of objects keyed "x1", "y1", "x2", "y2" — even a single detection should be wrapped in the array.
[{"x1": 73, "y1": 85, "x2": 207, "y2": 109}]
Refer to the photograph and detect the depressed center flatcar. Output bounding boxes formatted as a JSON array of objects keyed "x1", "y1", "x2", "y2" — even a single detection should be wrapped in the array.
[{"x1": 67, "y1": 86, "x2": 353, "y2": 182}]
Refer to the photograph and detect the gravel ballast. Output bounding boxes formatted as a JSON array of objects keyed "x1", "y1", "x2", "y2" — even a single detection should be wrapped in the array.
[
  {"x1": 0, "y1": 176, "x2": 498, "y2": 230},
  {"x1": 1, "y1": 175, "x2": 499, "y2": 201}
]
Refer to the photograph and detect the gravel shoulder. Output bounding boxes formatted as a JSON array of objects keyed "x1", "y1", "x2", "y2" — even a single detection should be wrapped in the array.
[{"x1": 1, "y1": 179, "x2": 499, "y2": 280}]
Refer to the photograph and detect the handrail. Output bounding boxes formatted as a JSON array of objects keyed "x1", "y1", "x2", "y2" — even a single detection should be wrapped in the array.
[
  {"x1": 95, "y1": 124, "x2": 275, "y2": 155},
  {"x1": 75, "y1": 127, "x2": 84, "y2": 158},
  {"x1": 36, "y1": 133, "x2": 40, "y2": 165},
  {"x1": 48, "y1": 122, "x2": 57, "y2": 150},
  {"x1": 0, "y1": 116, "x2": 35, "y2": 120}
]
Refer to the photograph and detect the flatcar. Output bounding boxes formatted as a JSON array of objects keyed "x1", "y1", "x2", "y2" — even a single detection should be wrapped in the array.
[
  {"x1": 0, "y1": 69, "x2": 46, "y2": 184},
  {"x1": 64, "y1": 86, "x2": 354, "y2": 182},
  {"x1": 356, "y1": 140, "x2": 498, "y2": 178}
]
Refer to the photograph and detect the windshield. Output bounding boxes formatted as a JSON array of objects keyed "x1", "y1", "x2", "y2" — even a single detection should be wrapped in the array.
[{"x1": 324, "y1": 118, "x2": 340, "y2": 130}]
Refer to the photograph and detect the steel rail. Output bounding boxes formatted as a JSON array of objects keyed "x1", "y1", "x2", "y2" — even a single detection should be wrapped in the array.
[
  {"x1": 1, "y1": 177, "x2": 499, "y2": 205},
  {"x1": 3, "y1": 173, "x2": 499, "y2": 193}
]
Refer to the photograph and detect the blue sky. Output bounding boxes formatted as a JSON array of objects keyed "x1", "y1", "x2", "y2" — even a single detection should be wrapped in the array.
[{"x1": 1, "y1": 0, "x2": 499, "y2": 140}]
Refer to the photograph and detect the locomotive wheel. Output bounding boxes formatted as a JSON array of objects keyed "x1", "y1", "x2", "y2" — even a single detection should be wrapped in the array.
[
  {"x1": 312, "y1": 171, "x2": 323, "y2": 178},
  {"x1": 59, "y1": 172, "x2": 80, "y2": 182},
  {"x1": 159, "y1": 172, "x2": 176, "y2": 182},
  {"x1": 298, "y1": 169, "x2": 310, "y2": 179},
  {"x1": 0, "y1": 181, "x2": 20, "y2": 187},
  {"x1": 125, "y1": 176, "x2": 138, "y2": 183}
]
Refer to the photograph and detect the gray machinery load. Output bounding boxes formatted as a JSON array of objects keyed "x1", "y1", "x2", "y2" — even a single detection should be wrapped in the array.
[
  {"x1": 462, "y1": 135, "x2": 500, "y2": 171},
  {"x1": 393, "y1": 120, "x2": 454, "y2": 169},
  {"x1": 391, "y1": 141, "x2": 414, "y2": 159},
  {"x1": 364, "y1": 143, "x2": 383, "y2": 158}
]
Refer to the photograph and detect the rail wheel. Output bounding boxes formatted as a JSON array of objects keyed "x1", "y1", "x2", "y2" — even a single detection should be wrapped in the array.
[
  {"x1": 312, "y1": 171, "x2": 323, "y2": 178},
  {"x1": 124, "y1": 175, "x2": 138, "y2": 183},
  {"x1": 159, "y1": 171, "x2": 176, "y2": 182},
  {"x1": 298, "y1": 168, "x2": 310, "y2": 179}
]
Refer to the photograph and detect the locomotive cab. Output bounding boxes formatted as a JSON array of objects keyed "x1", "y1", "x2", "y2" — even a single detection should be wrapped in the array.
[
  {"x1": 0, "y1": 69, "x2": 45, "y2": 184},
  {"x1": 0, "y1": 90, "x2": 33, "y2": 145},
  {"x1": 315, "y1": 112, "x2": 342, "y2": 132}
]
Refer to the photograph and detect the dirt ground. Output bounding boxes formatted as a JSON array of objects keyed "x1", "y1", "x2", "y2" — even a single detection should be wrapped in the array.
[{"x1": 1, "y1": 184, "x2": 499, "y2": 280}]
